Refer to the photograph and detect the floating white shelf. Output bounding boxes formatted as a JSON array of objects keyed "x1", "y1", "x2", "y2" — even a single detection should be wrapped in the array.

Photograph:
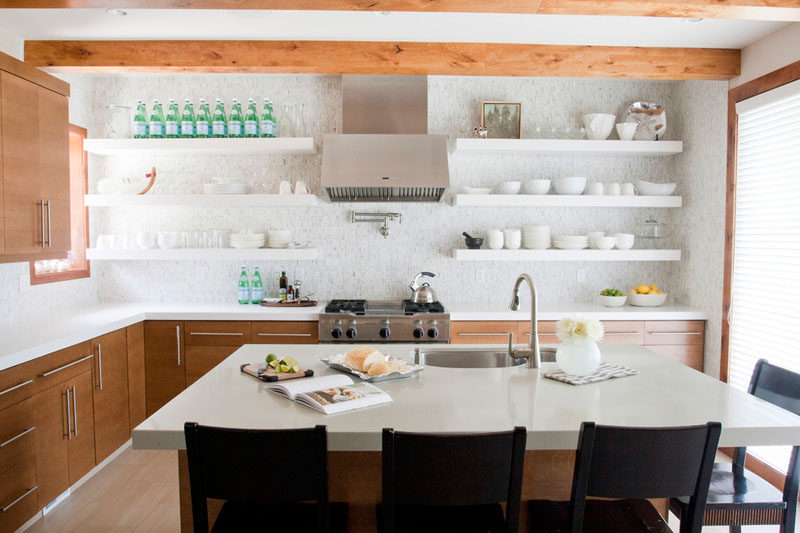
[
  {"x1": 84, "y1": 194, "x2": 319, "y2": 207},
  {"x1": 83, "y1": 137, "x2": 316, "y2": 156},
  {"x1": 454, "y1": 194, "x2": 681, "y2": 208},
  {"x1": 454, "y1": 138, "x2": 683, "y2": 157},
  {"x1": 452, "y1": 249, "x2": 681, "y2": 262},
  {"x1": 86, "y1": 248, "x2": 319, "y2": 261}
]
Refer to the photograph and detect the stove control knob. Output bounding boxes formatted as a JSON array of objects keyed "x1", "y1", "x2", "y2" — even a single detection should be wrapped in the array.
[
  {"x1": 346, "y1": 327, "x2": 358, "y2": 339},
  {"x1": 330, "y1": 327, "x2": 342, "y2": 339},
  {"x1": 379, "y1": 327, "x2": 391, "y2": 339},
  {"x1": 413, "y1": 328, "x2": 425, "y2": 339},
  {"x1": 427, "y1": 328, "x2": 439, "y2": 339}
]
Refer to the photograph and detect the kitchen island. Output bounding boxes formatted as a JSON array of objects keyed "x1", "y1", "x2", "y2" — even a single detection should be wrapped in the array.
[{"x1": 132, "y1": 343, "x2": 800, "y2": 531}]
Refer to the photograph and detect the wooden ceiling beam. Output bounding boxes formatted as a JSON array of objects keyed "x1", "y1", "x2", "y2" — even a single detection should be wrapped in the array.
[
  {"x1": 24, "y1": 40, "x2": 741, "y2": 80},
  {"x1": 2, "y1": 0, "x2": 799, "y2": 21}
]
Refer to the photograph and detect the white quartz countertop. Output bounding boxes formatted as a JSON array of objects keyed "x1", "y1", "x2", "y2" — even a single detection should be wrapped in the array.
[
  {"x1": 132, "y1": 343, "x2": 800, "y2": 452},
  {"x1": 0, "y1": 301, "x2": 707, "y2": 372}
]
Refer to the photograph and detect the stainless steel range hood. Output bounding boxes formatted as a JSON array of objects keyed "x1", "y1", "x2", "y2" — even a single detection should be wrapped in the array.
[{"x1": 322, "y1": 75, "x2": 449, "y2": 202}]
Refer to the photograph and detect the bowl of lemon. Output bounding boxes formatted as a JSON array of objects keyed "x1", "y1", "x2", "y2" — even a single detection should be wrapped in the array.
[{"x1": 628, "y1": 284, "x2": 667, "y2": 307}]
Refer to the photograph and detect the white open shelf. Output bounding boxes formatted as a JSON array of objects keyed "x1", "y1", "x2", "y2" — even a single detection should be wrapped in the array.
[
  {"x1": 86, "y1": 248, "x2": 319, "y2": 261},
  {"x1": 84, "y1": 194, "x2": 319, "y2": 207},
  {"x1": 83, "y1": 137, "x2": 316, "y2": 156},
  {"x1": 454, "y1": 194, "x2": 681, "y2": 208},
  {"x1": 453, "y1": 249, "x2": 681, "y2": 262},
  {"x1": 454, "y1": 138, "x2": 683, "y2": 157}
]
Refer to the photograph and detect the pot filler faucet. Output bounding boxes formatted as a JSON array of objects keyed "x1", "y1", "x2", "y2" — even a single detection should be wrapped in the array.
[{"x1": 508, "y1": 273, "x2": 541, "y2": 369}]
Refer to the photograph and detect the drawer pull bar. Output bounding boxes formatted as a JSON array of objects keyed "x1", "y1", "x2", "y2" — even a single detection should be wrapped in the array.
[
  {"x1": 176, "y1": 325, "x2": 181, "y2": 366},
  {"x1": 1, "y1": 486, "x2": 37, "y2": 512},
  {"x1": 189, "y1": 332, "x2": 244, "y2": 336},
  {"x1": 96, "y1": 344, "x2": 103, "y2": 390},
  {"x1": 41, "y1": 354, "x2": 94, "y2": 377},
  {"x1": 649, "y1": 331, "x2": 702, "y2": 335},
  {"x1": 0, "y1": 379, "x2": 34, "y2": 397},
  {"x1": 0, "y1": 426, "x2": 35, "y2": 448},
  {"x1": 257, "y1": 333, "x2": 312, "y2": 337},
  {"x1": 603, "y1": 332, "x2": 641, "y2": 336},
  {"x1": 66, "y1": 387, "x2": 72, "y2": 440},
  {"x1": 72, "y1": 386, "x2": 78, "y2": 436},
  {"x1": 457, "y1": 333, "x2": 511, "y2": 337},
  {"x1": 46, "y1": 200, "x2": 52, "y2": 247}
]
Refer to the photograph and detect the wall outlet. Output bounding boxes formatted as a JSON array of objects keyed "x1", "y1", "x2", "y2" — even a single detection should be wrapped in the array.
[{"x1": 576, "y1": 268, "x2": 587, "y2": 284}]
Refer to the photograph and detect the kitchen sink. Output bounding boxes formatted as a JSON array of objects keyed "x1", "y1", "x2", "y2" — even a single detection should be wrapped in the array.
[{"x1": 415, "y1": 347, "x2": 556, "y2": 368}]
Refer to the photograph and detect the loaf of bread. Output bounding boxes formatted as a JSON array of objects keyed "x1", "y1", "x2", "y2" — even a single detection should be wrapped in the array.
[
  {"x1": 367, "y1": 361, "x2": 390, "y2": 376},
  {"x1": 344, "y1": 346, "x2": 377, "y2": 371}
]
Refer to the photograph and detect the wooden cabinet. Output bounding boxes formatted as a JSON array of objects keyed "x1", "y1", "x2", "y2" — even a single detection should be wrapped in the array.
[
  {"x1": 252, "y1": 321, "x2": 318, "y2": 344},
  {"x1": 518, "y1": 321, "x2": 560, "y2": 344},
  {"x1": 0, "y1": 456, "x2": 38, "y2": 533},
  {"x1": 450, "y1": 321, "x2": 518, "y2": 344},
  {"x1": 126, "y1": 322, "x2": 146, "y2": 430},
  {"x1": 644, "y1": 321, "x2": 705, "y2": 372},
  {"x1": 37, "y1": 83, "x2": 70, "y2": 252},
  {"x1": 144, "y1": 321, "x2": 185, "y2": 416},
  {"x1": 185, "y1": 321, "x2": 251, "y2": 386},
  {"x1": 91, "y1": 329, "x2": 130, "y2": 463}
]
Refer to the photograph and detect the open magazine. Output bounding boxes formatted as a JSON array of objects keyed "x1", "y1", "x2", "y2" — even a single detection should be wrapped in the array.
[{"x1": 266, "y1": 374, "x2": 392, "y2": 415}]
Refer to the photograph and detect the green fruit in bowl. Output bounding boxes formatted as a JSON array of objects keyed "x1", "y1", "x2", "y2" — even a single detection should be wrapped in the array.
[{"x1": 600, "y1": 288, "x2": 625, "y2": 297}]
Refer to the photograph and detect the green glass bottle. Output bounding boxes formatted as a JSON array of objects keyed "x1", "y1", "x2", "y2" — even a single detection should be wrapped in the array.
[
  {"x1": 260, "y1": 98, "x2": 276, "y2": 138},
  {"x1": 228, "y1": 99, "x2": 244, "y2": 138},
  {"x1": 133, "y1": 99, "x2": 148, "y2": 138},
  {"x1": 251, "y1": 266, "x2": 264, "y2": 304},
  {"x1": 237, "y1": 266, "x2": 250, "y2": 305},
  {"x1": 180, "y1": 98, "x2": 196, "y2": 138},
  {"x1": 149, "y1": 99, "x2": 165, "y2": 138},
  {"x1": 244, "y1": 98, "x2": 259, "y2": 137},
  {"x1": 195, "y1": 98, "x2": 211, "y2": 138},
  {"x1": 212, "y1": 98, "x2": 227, "y2": 138},
  {"x1": 165, "y1": 98, "x2": 180, "y2": 138}
]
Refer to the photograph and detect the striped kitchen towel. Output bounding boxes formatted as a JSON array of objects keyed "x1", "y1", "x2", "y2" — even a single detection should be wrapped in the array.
[{"x1": 544, "y1": 363, "x2": 638, "y2": 386}]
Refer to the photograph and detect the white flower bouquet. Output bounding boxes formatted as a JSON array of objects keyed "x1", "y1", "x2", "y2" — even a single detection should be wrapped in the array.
[{"x1": 556, "y1": 316, "x2": 604, "y2": 343}]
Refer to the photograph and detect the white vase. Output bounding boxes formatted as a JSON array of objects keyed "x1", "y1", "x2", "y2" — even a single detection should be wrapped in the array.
[{"x1": 556, "y1": 338, "x2": 601, "y2": 376}]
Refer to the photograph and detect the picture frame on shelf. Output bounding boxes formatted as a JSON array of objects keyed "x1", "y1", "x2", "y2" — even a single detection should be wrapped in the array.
[{"x1": 481, "y1": 101, "x2": 522, "y2": 139}]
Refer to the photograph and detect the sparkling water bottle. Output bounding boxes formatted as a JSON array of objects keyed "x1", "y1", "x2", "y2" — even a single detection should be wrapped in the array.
[
  {"x1": 133, "y1": 99, "x2": 148, "y2": 138},
  {"x1": 238, "y1": 266, "x2": 250, "y2": 305},
  {"x1": 196, "y1": 98, "x2": 211, "y2": 138},
  {"x1": 180, "y1": 98, "x2": 196, "y2": 138},
  {"x1": 165, "y1": 98, "x2": 180, "y2": 138},
  {"x1": 251, "y1": 266, "x2": 264, "y2": 304},
  {"x1": 244, "y1": 98, "x2": 259, "y2": 137},
  {"x1": 228, "y1": 99, "x2": 244, "y2": 138},
  {"x1": 149, "y1": 99, "x2": 165, "y2": 138},
  {"x1": 260, "y1": 98, "x2": 276, "y2": 138},
  {"x1": 212, "y1": 98, "x2": 227, "y2": 138}
]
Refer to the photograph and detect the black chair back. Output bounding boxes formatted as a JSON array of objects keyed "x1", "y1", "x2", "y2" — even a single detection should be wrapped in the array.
[
  {"x1": 569, "y1": 421, "x2": 721, "y2": 533},
  {"x1": 382, "y1": 426, "x2": 526, "y2": 533},
  {"x1": 184, "y1": 422, "x2": 329, "y2": 532}
]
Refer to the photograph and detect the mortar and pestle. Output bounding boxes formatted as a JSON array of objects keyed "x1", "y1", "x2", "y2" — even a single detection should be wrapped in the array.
[{"x1": 462, "y1": 232, "x2": 484, "y2": 249}]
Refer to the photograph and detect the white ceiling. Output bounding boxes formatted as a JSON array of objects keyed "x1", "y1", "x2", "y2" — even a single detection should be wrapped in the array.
[{"x1": 0, "y1": 9, "x2": 787, "y2": 49}]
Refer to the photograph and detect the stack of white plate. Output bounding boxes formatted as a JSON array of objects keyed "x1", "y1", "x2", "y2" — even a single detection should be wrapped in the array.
[
  {"x1": 522, "y1": 226, "x2": 551, "y2": 249},
  {"x1": 553, "y1": 235, "x2": 589, "y2": 250},
  {"x1": 229, "y1": 233, "x2": 265, "y2": 249},
  {"x1": 203, "y1": 182, "x2": 247, "y2": 194}
]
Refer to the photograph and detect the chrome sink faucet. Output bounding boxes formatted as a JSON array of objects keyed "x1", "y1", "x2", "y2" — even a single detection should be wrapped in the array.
[{"x1": 508, "y1": 273, "x2": 541, "y2": 369}]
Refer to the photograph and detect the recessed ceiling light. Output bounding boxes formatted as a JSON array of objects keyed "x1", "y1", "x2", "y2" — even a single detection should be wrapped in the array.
[
  {"x1": 106, "y1": 8, "x2": 127, "y2": 16},
  {"x1": 686, "y1": 17, "x2": 704, "y2": 22}
]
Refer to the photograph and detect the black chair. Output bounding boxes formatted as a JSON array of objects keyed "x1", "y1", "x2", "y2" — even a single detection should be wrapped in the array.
[
  {"x1": 184, "y1": 422, "x2": 347, "y2": 532},
  {"x1": 671, "y1": 359, "x2": 800, "y2": 533},
  {"x1": 379, "y1": 426, "x2": 526, "y2": 533},
  {"x1": 529, "y1": 421, "x2": 721, "y2": 533}
]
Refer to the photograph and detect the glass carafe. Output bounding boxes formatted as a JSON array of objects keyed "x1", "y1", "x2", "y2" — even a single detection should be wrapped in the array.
[
  {"x1": 290, "y1": 103, "x2": 306, "y2": 137},
  {"x1": 277, "y1": 104, "x2": 294, "y2": 137},
  {"x1": 104, "y1": 104, "x2": 132, "y2": 139}
]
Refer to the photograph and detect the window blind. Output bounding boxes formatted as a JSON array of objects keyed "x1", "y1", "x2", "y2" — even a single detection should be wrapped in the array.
[{"x1": 730, "y1": 80, "x2": 800, "y2": 473}]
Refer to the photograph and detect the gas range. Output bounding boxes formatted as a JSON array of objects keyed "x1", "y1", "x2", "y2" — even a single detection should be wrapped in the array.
[{"x1": 318, "y1": 299, "x2": 450, "y2": 343}]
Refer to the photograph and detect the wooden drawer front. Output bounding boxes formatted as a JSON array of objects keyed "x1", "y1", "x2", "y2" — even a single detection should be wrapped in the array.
[
  {"x1": 186, "y1": 346, "x2": 239, "y2": 386},
  {"x1": 0, "y1": 397, "x2": 36, "y2": 476},
  {"x1": 451, "y1": 321, "x2": 518, "y2": 344},
  {"x1": 0, "y1": 362, "x2": 37, "y2": 412},
  {"x1": 644, "y1": 321, "x2": 705, "y2": 346},
  {"x1": 185, "y1": 321, "x2": 251, "y2": 346},
  {"x1": 0, "y1": 456, "x2": 38, "y2": 533},
  {"x1": 647, "y1": 345, "x2": 703, "y2": 372},
  {"x1": 518, "y1": 321, "x2": 560, "y2": 344},
  {"x1": 34, "y1": 341, "x2": 93, "y2": 393},
  {"x1": 599, "y1": 321, "x2": 644, "y2": 344},
  {"x1": 252, "y1": 321, "x2": 318, "y2": 344}
]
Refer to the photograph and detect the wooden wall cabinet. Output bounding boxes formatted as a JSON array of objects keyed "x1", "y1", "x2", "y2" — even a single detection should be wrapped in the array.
[
  {"x1": 144, "y1": 321, "x2": 185, "y2": 417},
  {"x1": 90, "y1": 329, "x2": 130, "y2": 463}
]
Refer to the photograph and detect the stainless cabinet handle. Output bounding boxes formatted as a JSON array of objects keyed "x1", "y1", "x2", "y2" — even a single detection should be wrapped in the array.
[
  {"x1": 0, "y1": 426, "x2": 35, "y2": 448},
  {"x1": 0, "y1": 379, "x2": 33, "y2": 397},
  {"x1": 65, "y1": 388, "x2": 72, "y2": 440},
  {"x1": 525, "y1": 333, "x2": 555, "y2": 336},
  {"x1": 71, "y1": 386, "x2": 78, "y2": 436},
  {"x1": 176, "y1": 325, "x2": 181, "y2": 366},
  {"x1": 41, "y1": 354, "x2": 94, "y2": 377},
  {"x1": 189, "y1": 332, "x2": 244, "y2": 336},
  {"x1": 649, "y1": 331, "x2": 702, "y2": 335},
  {"x1": 46, "y1": 200, "x2": 52, "y2": 247},
  {"x1": 38, "y1": 200, "x2": 45, "y2": 246},
  {"x1": 96, "y1": 344, "x2": 103, "y2": 390},
  {"x1": 1, "y1": 486, "x2": 37, "y2": 512},
  {"x1": 257, "y1": 333, "x2": 312, "y2": 337},
  {"x1": 603, "y1": 332, "x2": 641, "y2": 336},
  {"x1": 457, "y1": 332, "x2": 512, "y2": 337}
]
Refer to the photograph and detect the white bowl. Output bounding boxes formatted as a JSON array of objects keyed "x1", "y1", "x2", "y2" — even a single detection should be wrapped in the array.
[
  {"x1": 157, "y1": 231, "x2": 182, "y2": 249},
  {"x1": 628, "y1": 292, "x2": 667, "y2": 307},
  {"x1": 614, "y1": 232, "x2": 635, "y2": 250},
  {"x1": 493, "y1": 181, "x2": 521, "y2": 195},
  {"x1": 635, "y1": 180, "x2": 677, "y2": 196},
  {"x1": 616, "y1": 123, "x2": 637, "y2": 141},
  {"x1": 268, "y1": 229, "x2": 292, "y2": 245},
  {"x1": 136, "y1": 232, "x2": 157, "y2": 249},
  {"x1": 599, "y1": 295, "x2": 627, "y2": 307},
  {"x1": 593, "y1": 236, "x2": 616, "y2": 250},
  {"x1": 461, "y1": 187, "x2": 492, "y2": 195},
  {"x1": 522, "y1": 179, "x2": 551, "y2": 195},
  {"x1": 553, "y1": 177, "x2": 587, "y2": 195},
  {"x1": 582, "y1": 113, "x2": 616, "y2": 140}
]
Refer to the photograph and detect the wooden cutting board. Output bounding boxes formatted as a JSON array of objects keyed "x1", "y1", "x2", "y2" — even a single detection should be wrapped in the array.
[
  {"x1": 240, "y1": 363, "x2": 314, "y2": 382},
  {"x1": 259, "y1": 300, "x2": 318, "y2": 308}
]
